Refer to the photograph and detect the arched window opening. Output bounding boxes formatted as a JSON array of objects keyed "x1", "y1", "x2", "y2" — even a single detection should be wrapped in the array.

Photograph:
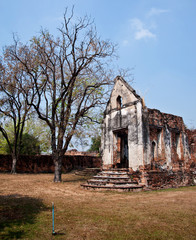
[
  {"x1": 176, "y1": 133, "x2": 181, "y2": 159},
  {"x1": 116, "y1": 96, "x2": 122, "y2": 110},
  {"x1": 152, "y1": 141, "x2": 156, "y2": 161},
  {"x1": 157, "y1": 129, "x2": 162, "y2": 158},
  {"x1": 190, "y1": 139, "x2": 195, "y2": 154}
]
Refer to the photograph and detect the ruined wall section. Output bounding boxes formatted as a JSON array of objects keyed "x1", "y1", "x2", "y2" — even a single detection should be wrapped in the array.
[
  {"x1": 148, "y1": 109, "x2": 190, "y2": 170},
  {"x1": 0, "y1": 154, "x2": 101, "y2": 173},
  {"x1": 142, "y1": 107, "x2": 151, "y2": 166},
  {"x1": 186, "y1": 129, "x2": 196, "y2": 165}
]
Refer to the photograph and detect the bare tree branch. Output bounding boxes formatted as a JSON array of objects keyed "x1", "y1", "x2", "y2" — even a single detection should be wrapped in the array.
[{"x1": 3, "y1": 7, "x2": 117, "y2": 181}]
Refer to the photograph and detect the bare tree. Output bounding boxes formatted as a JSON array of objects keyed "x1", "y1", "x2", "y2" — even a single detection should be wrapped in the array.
[
  {"x1": 5, "y1": 8, "x2": 116, "y2": 181},
  {"x1": 0, "y1": 57, "x2": 32, "y2": 173}
]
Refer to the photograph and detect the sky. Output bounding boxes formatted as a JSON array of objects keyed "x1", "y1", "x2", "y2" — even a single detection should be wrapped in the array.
[{"x1": 0, "y1": 0, "x2": 196, "y2": 128}]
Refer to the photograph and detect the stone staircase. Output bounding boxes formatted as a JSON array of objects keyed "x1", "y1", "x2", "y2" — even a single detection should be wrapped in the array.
[{"x1": 81, "y1": 168, "x2": 144, "y2": 192}]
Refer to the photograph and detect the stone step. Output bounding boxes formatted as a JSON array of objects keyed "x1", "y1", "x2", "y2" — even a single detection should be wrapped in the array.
[
  {"x1": 82, "y1": 169, "x2": 143, "y2": 192},
  {"x1": 100, "y1": 171, "x2": 129, "y2": 175},
  {"x1": 87, "y1": 179, "x2": 137, "y2": 185},
  {"x1": 102, "y1": 168, "x2": 129, "y2": 172},
  {"x1": 93, "y1": 175, "x2": 130, "y2": 180},
  {"x1": 97, "y1": 174, "x2": 130, "y2": 178},
  {"x1": 81, "y1": 183, "x2": 144, "y2": 192}
]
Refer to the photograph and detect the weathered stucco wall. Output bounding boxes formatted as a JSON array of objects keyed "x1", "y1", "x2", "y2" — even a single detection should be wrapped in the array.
[{"x1": 102, "y1": 76, "x2": 146, "y2": 170}]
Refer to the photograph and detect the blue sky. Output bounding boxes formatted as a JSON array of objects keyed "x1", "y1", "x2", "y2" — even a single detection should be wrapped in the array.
[{"x1": 0, "y1": 0, "x2": 196, "y2": 128}]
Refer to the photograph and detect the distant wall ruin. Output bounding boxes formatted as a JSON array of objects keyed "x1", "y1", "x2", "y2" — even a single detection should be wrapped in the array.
[{"x1": 0, "y1": 154, "x2": 101, "y2": 173}]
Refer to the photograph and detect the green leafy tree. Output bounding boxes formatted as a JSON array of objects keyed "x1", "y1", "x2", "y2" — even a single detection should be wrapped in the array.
[
  {"x1": 5, "y1": 133, "x2": 41, "y2": 155},
  {"x1": 88, "y1": 135, "x2": 101, "y2": 152},
  {"x1": 0, "y1": 132, "x2": 7, "y2": 154},
  {"x1": 19, "y1": 133, "x2": 41, "y2": 155},
  {"x1": 0, "y1": 117, "x2": 51, "y2": 155},
  {"x1": 24, "y1": 117, "x2": 51, "y2": 154}
]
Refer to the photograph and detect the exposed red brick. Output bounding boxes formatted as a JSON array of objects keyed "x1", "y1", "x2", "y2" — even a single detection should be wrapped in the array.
[{"x1": 0, "y1": 154, "x2": 101, "y2": 173}]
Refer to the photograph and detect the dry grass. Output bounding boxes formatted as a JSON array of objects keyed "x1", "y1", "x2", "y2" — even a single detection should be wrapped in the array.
[{"x1": 0, "y1": 173, "x2": 196, "y2": 240}]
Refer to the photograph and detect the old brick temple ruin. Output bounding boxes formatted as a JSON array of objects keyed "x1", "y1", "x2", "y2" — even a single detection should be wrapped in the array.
[{"x1": 82, "y1": 76, "x2": 196, "y2": 191}]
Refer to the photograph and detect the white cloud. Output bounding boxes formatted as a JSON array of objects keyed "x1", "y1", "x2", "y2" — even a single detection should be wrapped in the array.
[
  {"x1": 123, "y1": 8, "x2": 169, "y2": 43},
  {"x1": 135, "y1": 28, "x2": 156, "y2": 40},
  {"x1": 131, "y1": 18, "x2": 156, "y2": 40},
  {"x1": 148, "y1": 8, "x2": 170, "y2": 17}
]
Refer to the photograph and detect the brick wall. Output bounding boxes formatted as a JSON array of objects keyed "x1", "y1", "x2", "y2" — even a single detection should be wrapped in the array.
[
  {"x1": 145, "y1": 170, "x2": 195, "y2": 189},
  {"x1": 0, "y1": 154, "x2": 102, "y2": 173},
  {"x1": 186, "y1": 129, "x2": 196, "y2": 162},
  {"x1": 130, "y1": 168, "x2": 196, "y2": 190},
  {"x1": 148, "y1": 108, "x2": 185, "y2": 130}
]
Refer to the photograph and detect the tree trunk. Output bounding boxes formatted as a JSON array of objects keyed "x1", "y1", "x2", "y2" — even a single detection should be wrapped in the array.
[
  {"x1": 11, "y1": 155, "x2": 17, "y2": 174},
  {"x1": 53, "y1": 154, "x2": 62, "y2": 182}
]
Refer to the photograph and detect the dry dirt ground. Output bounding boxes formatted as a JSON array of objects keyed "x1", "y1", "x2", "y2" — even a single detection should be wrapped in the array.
[{"x1": 0, "y1": 173, "x2": 196, "y2": 240}]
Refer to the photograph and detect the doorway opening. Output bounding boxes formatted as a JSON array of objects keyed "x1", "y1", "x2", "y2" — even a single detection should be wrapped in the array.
[{"x1": 113, "y1": 129, "x2": 129, "y2": 168}]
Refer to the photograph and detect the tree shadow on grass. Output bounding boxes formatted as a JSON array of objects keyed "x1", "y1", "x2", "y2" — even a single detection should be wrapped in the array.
[{"x1": 0, "y1": 194, "x2": 48, "y2": 239}]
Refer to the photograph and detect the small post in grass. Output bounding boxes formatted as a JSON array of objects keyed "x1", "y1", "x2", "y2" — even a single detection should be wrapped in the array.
[{"x1": 52, "y1": 202, "x2": 56, "y2": 235}]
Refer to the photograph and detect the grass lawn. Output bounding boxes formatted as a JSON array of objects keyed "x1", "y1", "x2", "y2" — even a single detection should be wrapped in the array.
[{"x1": 0, "y1": 173, "x2": 196, "y2": 240}]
